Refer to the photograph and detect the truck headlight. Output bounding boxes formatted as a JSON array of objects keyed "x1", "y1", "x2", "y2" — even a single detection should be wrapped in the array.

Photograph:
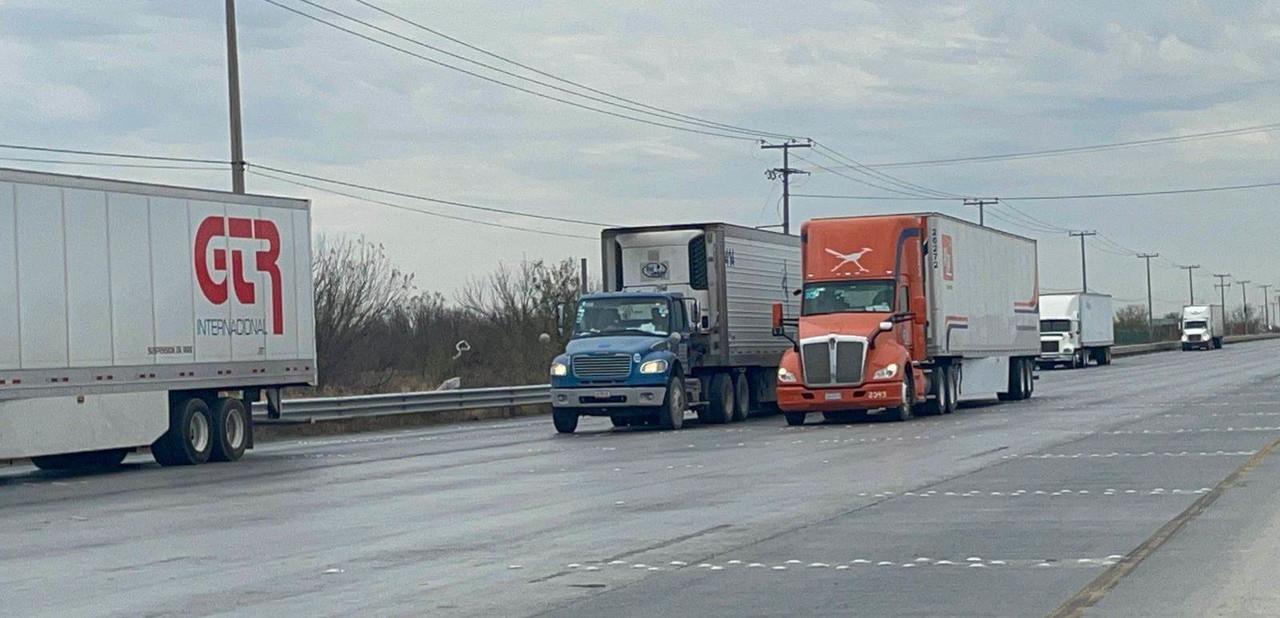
[
  {"x1": 872, "y1": 363, "x2": 899, "y2": 380},
  {"x1": 550, "y1": 362, "x2": 569, "y2": 377},
  {"x1": 639, "y1": 359, "x2": 669, "y2": 374},
  {"x1": 778, "y1": 367, "x2": 798, "y2": 383}
]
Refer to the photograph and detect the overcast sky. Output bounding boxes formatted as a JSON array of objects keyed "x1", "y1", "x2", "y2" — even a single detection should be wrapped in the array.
[{"x1": 3, "y1": 0, "x2": 1278, "y2": 316}]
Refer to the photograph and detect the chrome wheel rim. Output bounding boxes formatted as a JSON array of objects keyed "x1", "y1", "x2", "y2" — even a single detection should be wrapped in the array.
[{"x1": 189, "y1": 411, "x2": 210, "y2": 453}]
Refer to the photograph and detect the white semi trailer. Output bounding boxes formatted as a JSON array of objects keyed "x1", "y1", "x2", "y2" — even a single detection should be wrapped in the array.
[
  {"x1": 0, "y1": 168, "x2": 316, "y2": 469},
  {"x1": 1181, "y1": 305, "x2": 1225, "y2": 350},
  {"x1": 1037, "y1": 292, "x2": 1115, "y2": 368}
]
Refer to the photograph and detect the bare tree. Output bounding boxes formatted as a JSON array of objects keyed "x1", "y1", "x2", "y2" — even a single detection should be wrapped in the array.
[{"x1": 312, "y1": 235, "x2": 416, "y2": 389}]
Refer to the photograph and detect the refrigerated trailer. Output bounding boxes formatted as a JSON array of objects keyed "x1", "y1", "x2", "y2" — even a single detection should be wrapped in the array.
[
  {"x1": 548, "y1": 223, "x2": 800, "y2": 432},
  {"x1": 0, "y1": 168, "x2": 315, "y2": 469},
  {"x1": 772, "y1": 213, "x2": 1040, "y2": 424}
]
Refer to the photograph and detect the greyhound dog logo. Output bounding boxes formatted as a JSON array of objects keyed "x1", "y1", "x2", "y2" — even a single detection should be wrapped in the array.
[{"x1": 826, "y1": 247, "x2": 872, "y2": 273}]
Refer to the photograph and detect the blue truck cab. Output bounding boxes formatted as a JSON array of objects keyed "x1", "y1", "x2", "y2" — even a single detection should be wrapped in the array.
[
  {"x1": 549, "y1": 291, "x2": 699, "y2": 432},
  {"x1": 547, "y1": 223, "x2": 801, "y2": 434}
]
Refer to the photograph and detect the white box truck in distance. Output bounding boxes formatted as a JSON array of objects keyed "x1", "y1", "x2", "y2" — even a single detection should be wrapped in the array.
[
  {"x1": 0, "y1": 168, "x2": 316, "y2": 469},
  {"x1": 1181, "y1": 305, "x2": 1225, "y2": 350},
  {"x1": 1037, "y1": 293, "x2": 1115, "y2": 368}
]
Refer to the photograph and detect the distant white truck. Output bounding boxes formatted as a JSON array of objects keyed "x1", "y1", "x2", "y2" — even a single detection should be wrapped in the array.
[
  {"x1": 1181, "y1": 305, "x2": 1225, "y2": 350},
  {"x1": 0, "y1": 168, "x2": 316, "y2": 470},
  {"x1": 1038, "y1": 292, "x2": 1114, "y2": 368}
]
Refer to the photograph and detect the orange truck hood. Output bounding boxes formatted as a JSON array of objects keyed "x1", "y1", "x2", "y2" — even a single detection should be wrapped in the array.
[{"x1": 798, "y1": 312, "x2": 890, "y2": 341}]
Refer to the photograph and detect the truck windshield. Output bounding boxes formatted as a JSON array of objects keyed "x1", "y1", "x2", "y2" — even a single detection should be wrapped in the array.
[
  {"x1": 802, "y1": 280, "x2": 894, "y2": 316},
  {"x1": 573, "y1": 298, "x2": 671, "y2": 337},
  {"x1": 1040, "y1": 319, "x2": 1072, "y2": 333},
  {"x1": 1184, "y1": 320, "x2": 1208, "y2": 329}
]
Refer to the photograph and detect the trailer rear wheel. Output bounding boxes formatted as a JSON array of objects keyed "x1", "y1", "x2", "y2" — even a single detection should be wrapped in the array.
[
  {"x1": 731, "y1": 372, "x2": 751, "y2": 422},
  {"x1": 210, "y1": 398, "x2": 249, "y2": 462},
  {"x1": 152, "y1": 397, "x2": 214, "y2": 466},
  {"x1": 31, "y1": 448, "x2": 128, "y2": 471},
  {"x1": 698, "y1": 373, "x2": 733, "y2": 424}
]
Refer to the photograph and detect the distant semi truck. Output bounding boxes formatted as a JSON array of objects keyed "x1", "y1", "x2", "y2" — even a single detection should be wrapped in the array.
[
  {"x1": 0, "y1": 168, "x2": 316, "y2": 469},
  {"x1": 1037, "y1": 292, "x2": 1114, "y2": 368},
  {"x1": 1181, "y1": 305, "x2": 1225, "y2": 350},
  {"x1": 547, "y1": 223, "x2": 800, "y2": 432},
  {"x1": 771, "y1": 213, "x2": 1040, "y2": 424}
]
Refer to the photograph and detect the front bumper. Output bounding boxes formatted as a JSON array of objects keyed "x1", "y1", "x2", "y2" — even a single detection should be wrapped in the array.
[
  {"x1": 777, "y1": 381, "x2": 902, "y2": 413},
  {"x1": 551, "y1": 386, "x2": 667, "y2": 410},
  {"x1": 1037, "y1": 353, "x2": 1075, "y2": 363}
]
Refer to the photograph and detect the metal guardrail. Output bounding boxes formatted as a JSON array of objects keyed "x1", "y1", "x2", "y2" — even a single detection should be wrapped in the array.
[
  {"x1": 1112, "y1": 333, "x2": 1280, "y2": 357},
  {"x1": 262, "y1": 334, "x2": 1279, "y2": 423},
  {"x1": 264, "y1": 384, "x2": 550, "y2": 422}
]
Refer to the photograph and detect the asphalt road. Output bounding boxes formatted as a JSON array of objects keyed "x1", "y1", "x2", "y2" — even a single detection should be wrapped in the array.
[{"x1": 3, "y1": 341, "x2": 1279, "y2": 617}]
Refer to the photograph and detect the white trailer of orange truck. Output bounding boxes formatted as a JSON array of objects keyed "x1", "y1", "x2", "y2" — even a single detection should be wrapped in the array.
[{"x1": 0, "y1": 168, "x2": 315, "y2": 469}]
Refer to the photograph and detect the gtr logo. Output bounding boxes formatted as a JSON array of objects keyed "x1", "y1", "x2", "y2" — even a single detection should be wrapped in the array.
[
  {"x1": 941, "y1": 234, "x2": 954, "y2": 281},
  {"x1": 194, "y1": 216, "x2": 284, "y2": 335}
]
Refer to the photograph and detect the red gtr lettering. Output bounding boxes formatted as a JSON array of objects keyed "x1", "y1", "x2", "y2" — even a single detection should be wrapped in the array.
[{"x1": 194, "y1": 215, "x2": 285, "y2": 335}]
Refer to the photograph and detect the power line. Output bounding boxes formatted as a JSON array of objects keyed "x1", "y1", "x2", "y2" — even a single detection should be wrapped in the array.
[
  {"x1": 793, "y1": 152, "x2": 944, "y2": 199},
  {"x1": 794, "y1": 179, "x2": 1280, "y2": 201},
  {"x1": 854, "y1": 121, "x2": 1280, "y2": 170},
  {"x1": 259, "y1": 0, "x2": 764, "y2": 141},
  {"x1": 349, "y1": 0, "x2": 798, "y2": 141},
  {"x1": 250, "y1": 163, "x2": 613, "y2": 227},
  {"x1": 0, "y1": 156, "x2": 227, "y2": 171},
  {"x1": 250, "y1": 169, "x2": 597, "y2": 240},
  {"x1": 0, "y1": 142, "x2": 226, "y2": 164},
  {"x1": 809, "y1": 142, "x2": 961, "y2": 198}
]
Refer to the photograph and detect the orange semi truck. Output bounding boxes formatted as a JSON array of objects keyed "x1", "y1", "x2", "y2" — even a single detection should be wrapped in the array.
[{"x1": 771, "y1": 213, "x2": 1040, "y2": 424}]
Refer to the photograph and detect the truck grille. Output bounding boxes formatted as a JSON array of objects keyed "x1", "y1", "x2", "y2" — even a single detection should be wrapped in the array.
[
  {"x1": 1188, "y1": 334, "x2": 1202, "y2": 342},
  {"x1": 572, "y1": 354, "x2": 632, "y2": 379},
  {"x1": 801, "y1": 337, "x2": 866, "y2": 386},
  {"x1": 1041, "y1": 340, "x2": 1059, "y2": 353}
]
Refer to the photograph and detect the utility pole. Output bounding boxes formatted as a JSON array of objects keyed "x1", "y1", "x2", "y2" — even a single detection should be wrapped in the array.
[
  {"x1": 1137, "y1": 253, "x2": 1158, "y2": 338},
  {"x1": 579, "y1": 257, "x2": 588, "y2": 294},
  {"x1": 225, "y1": 0, "x2": 246, "y2": 193},
  {"x1": 1259, "y1": 284, "x2": 1272, "y2": 331},
  {"x1": 963, "y1": 198, "x2": 998, "y2": 227},
  {"x1": 1237, "y1": 280, "x2": 1252, "y2": 334},
  {"x1": 1214, "y1": 273, "x2": 1231, "y2": 332},
  {"x1": 762, "y1": 140, "x2": 812, "y2": 235},
  {"x1": 1069, "y1": 231, "x2": 1097, "y2": 292},
  {"x1": 1179, "y1": 264, "x2": 1200, "y2": 306}
]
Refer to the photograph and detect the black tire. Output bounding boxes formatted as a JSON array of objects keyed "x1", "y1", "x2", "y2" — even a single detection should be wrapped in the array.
[
  {"x1": 658, "y1": 376, "x2": 686, "y2": 430},
  {"x1": 822, "y1": 411, "x2": 859, "y2": 423},
  {"x1": 1214, "y1": 337, "x2": 1224, "y2": 349},
  {"x1": 920, "y1": 366, "x2": 947, "y2": 416},
  {"x1": 943, "y1": 366, "x2": 959, "y2": 414},
  {"x1": 209, "y1": 398, "x2": 249, "y2": 463},
  {"x1": 1022, "y1": 359, "x2": 1034, "y2": 399},
  {"x1": 889, "y1": 376, "x2": 915, "y2": 422},
  {"x1": 699, "y1": 373, "x2": 733, "y2": 424},
  {"x1": 552, "y1": 409, "x2": 579, "y2": 434},
  {"x1": 784, "y1": 412, "x2": 806, "y2": 426},
  {"x1": 1100, "y1": 348, "x2": 1112, "y2": 365},
  {"x1": 610, "y1": 415, "x2": 631, "y2": 428},
  {"x1": 998, "y1": 359, "x2": 1026, "y2": 401},
  {"x1": 731, "y1": 372, "x2": 751, "y2": 422},
  {"x1": 31, "y1": 448, "x2": 128, "y2": 471},
  {"x1": 1073, "y1": 351, "x2": 1086, "y2": 369},
  {"x1": 152, "y1": 397, "x2": 214, "y2": 466}
]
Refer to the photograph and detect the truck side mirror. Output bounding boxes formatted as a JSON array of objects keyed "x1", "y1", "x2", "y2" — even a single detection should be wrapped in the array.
[{"x1": 668, "y1": 332, "x2": 682, "y2": 346}]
